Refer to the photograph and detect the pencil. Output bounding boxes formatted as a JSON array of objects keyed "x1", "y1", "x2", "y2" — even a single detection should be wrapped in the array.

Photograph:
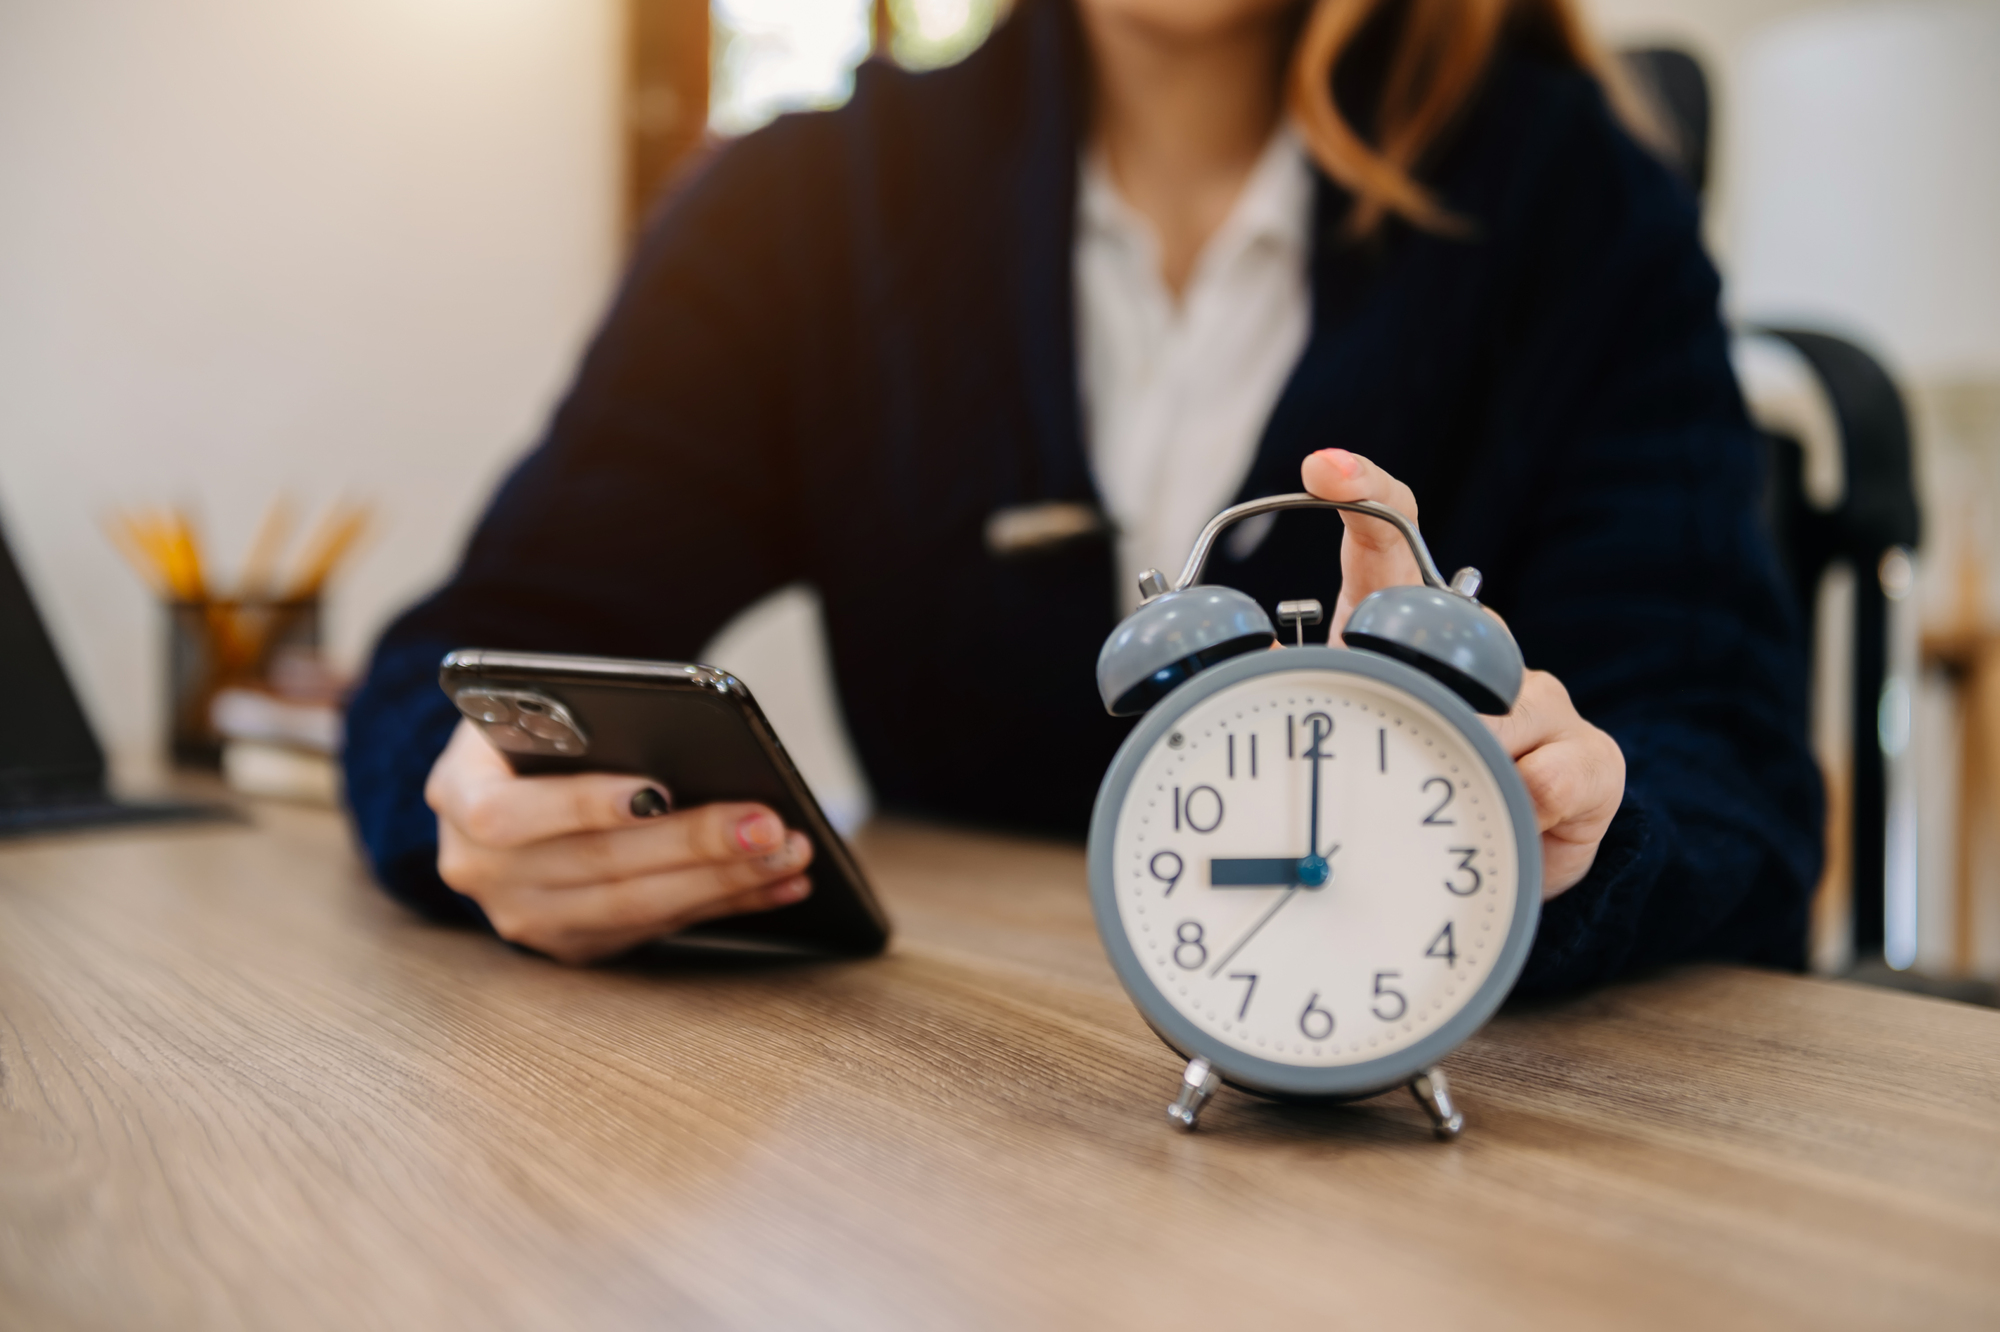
[
  {"x1": 285, "y1": 502, "x2": 370, "y2": 600},
  {"x1": 167, "y1": 509, "x2": 207, "y2": 601},
  {"x1": 103, "y1": 513, "x2": 166, "y2": 596},
  {"x1": 238, "y1": 497, "x2": 294, "y2": 599}
]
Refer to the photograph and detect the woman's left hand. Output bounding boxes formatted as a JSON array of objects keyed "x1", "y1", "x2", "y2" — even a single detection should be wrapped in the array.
[{"x1": 1300, "y1": 448, "x2": 1626, "y2": 899}]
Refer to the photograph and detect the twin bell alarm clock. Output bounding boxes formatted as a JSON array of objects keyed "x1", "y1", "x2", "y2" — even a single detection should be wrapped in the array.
[{"x1": 1088, "y1": 493, "x2": 1540, "y2": 1137}]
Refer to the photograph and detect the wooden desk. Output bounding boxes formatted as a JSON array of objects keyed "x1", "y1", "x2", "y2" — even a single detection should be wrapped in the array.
[{"x1": 2, "y1": 810, "x2": 1995, "y2": 1330}]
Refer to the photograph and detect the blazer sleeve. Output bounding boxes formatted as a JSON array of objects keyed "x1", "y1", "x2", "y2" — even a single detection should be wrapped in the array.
[
  {"x1": 1462, "y1": 71, "x2": 1825, "y2": 994},
  {"x1": 341, "y1": 122, "x2": 832, "y2": 919}
]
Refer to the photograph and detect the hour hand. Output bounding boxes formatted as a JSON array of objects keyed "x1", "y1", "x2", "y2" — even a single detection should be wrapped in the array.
[{"x1": 1209, "y1": 858, "x2": 1298, "y2": 887}]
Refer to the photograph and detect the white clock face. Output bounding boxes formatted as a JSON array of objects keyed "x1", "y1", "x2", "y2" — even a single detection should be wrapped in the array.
[{"x1": 1111, "y1": 666, "x2": 1522, "y2": 1069}]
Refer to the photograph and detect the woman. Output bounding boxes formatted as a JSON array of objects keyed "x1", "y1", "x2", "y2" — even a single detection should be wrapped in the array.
[{"x1": 344, "y1": 0, "x2": 1822, "y2": 989}]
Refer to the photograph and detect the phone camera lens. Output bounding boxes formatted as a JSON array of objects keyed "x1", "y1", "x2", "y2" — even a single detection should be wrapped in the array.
[
  {"x1": 488, "y1": 723, "x2": 535, "y2": 753},
  {"x1": 457, "y1": 691, "x2": 515, "y2": 726},
  {"x1": 520, "y1": 712, "x2": 570, "y2": 741}
]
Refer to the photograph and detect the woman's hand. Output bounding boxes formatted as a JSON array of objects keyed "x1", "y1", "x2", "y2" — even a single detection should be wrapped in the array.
[
  {"x1": 424, "y1": 720, "x2": 814, "y2": 963},
  {"x1": 1300, "y1": 448, "x2": 1625, "y2": 898}
]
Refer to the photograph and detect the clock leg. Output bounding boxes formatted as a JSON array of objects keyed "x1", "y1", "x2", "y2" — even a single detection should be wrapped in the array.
[
  {"x1": 1166, "y1": 1056, "x2": 1218, "y2": 1131},
  {"x1": 1408, "y1": 1066, "x2": 1464, "y2": 1140}
]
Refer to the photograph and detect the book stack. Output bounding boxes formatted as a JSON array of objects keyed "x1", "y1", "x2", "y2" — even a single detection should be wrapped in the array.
[{"x1": 211, "y1": 649, "x2": 345, "y2": 805}]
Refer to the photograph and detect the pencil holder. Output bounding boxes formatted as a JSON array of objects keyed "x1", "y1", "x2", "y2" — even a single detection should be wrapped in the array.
[{"x1": 167, "y1": 597, "x2": 321, "y2": 768}]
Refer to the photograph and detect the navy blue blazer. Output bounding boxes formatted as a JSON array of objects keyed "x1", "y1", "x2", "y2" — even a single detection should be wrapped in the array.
[{"x1": 344, "y1": 0, "x2": 1822, "y2": 994}]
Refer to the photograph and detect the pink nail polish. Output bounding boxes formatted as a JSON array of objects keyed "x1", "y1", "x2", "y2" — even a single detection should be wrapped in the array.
[
  {"x1": 771, "y1": 876, "x2": 809, "y2": 903},
  {"x1": 735, "y1": 813, "x2": 781, "y2": 852}
]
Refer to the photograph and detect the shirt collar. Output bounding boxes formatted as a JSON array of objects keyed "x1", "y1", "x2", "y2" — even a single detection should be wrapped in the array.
[{"x1": 1222, "y1": 125, "x2": 1314, "y2": 257}]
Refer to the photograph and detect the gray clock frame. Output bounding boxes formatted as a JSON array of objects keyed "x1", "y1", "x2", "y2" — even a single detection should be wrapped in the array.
[{"x1": 1087, "y1": 644, "x2": 1544, "y2": 1101}]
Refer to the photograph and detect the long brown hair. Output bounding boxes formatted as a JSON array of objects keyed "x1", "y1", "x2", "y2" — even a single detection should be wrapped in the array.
[{"x1": 1286, "y1": 0, "x2": 1664, "y2": 239}]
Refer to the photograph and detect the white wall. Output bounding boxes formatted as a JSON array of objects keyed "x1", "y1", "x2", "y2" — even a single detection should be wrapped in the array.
[
  {"x1": 1580, "y1": 0, "x2": 1896, "y2": 264},
  {"x1": 1727, "y1": 3, "x2": 2000, "y2": 378},
  {"x1": 0, "y1": 0, "x2": 621, "y2": 771}
]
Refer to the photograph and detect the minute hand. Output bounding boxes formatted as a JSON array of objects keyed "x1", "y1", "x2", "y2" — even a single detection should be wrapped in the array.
[{"x1": 1306, "y1": 715, "x2": 1329, "y2": 860}]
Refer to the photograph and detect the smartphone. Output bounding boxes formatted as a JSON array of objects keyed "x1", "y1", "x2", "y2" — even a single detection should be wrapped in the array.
[{"x1": 438, "y1": 648, "x2": 889, "y2": 957}]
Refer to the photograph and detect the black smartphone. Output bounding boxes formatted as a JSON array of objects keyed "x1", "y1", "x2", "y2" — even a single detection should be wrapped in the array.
[{"x1": 437, "y1": 648, "x2": 889, "y2": 957}]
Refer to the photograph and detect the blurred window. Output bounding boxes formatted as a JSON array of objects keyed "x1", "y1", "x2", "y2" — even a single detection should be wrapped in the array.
[
  {"x1": 710, "y1": 0, "x2": 870, "y2": 137},
  {"x1": 888, "y1": 0, "x2": 1003, "y2": 71},
  {"x1": 709, "y1": 0, "x2": 1006, "y2": 136}
]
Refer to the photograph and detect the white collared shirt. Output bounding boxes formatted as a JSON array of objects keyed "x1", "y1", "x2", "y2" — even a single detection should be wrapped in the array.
[{"x1": 1076, "y1": 127, "x2": 1314, "y2": 609}]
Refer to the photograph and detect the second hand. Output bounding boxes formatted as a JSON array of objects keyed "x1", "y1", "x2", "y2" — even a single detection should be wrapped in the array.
[{"x1": 1209, "y1": 884, "x2": 1301, "y2": 977}]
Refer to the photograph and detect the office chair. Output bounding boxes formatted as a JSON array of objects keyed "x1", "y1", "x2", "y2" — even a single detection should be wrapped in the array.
[{"x1": 1621, "y1": 47, "x2": 1924, "y2": 970}]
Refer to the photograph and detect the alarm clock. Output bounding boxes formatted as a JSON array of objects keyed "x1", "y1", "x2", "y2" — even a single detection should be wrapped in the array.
[{"x1": 1088, "y1": 493, "x2": 1541, "y2": 1138}]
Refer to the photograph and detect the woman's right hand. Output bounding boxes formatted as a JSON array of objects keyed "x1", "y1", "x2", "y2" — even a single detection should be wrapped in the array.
[{"x1": 423, "y1": 719, "x2": 814, "y2": 964}]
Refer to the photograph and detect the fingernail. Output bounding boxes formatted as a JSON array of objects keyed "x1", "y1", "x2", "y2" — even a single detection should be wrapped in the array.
[
  {"x1": 761, "y1": 832, "x2": 806, "y2": 871},
  {"x1": 1315, "y1": 448, "x2": 1359, "y2": 477},
  {"x1": 768, "y1": 875, "x2": 810, "y2": 904},
  {"x1": 735, "y1": 812, "x2": 783, "y2": 852},
  {"x1": 629, "y1": 786, "x2": 671, "y2": 819}
]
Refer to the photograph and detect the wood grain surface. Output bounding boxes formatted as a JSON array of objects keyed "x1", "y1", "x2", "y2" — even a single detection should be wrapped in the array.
[{"x1": 1, "y1": 808, "x2": 1996, "y2": 1331}]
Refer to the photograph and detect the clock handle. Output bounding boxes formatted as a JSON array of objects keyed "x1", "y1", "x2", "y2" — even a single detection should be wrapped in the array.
[
  {"x1": 1165, "y1": 493, "x2": 1454, "y2": 596},
  {"x1": 1099, "y1": 493, "x2": 1523, "y2": 717}
]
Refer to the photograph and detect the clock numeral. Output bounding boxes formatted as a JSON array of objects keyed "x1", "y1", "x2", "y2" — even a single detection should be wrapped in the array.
[
  {"x1": 1444, "y1": 847, "x2": 1481, "y2": 896},
  {"x1": 1173, "y1": 784, "x2": 1224, "y2": 834},
  {"x1": 1426, "y1": 921, "x2": 1459, "y2": 966},
  {"x1": 1421, "y1": 776, "x2": 1456, "y2": 825},
  {"x1": 1227, "y1": 971, "x2": 1258, "y2": 1020},
  {"x1": 1225, "y1": 733, "x2": 1259, "y2": 780},
  {"x1": 1298, "y1": 992, "x2": 1336, "y2": 1041},
  {"x1": 1148, "y1": 850, "x2": 1184, "y2": 896},
  {"x1": 1302, "y1": 711, "x2": 1333, "y2": 759},
  {"x1": 1378, "y1": 727, "x2": 1387, "y2": 774},
  {"x1": 1172, "y1": 921, "x2": 1208, "y2": 970},
  {"x1": 1288, "y1": 713, "x2": 1335, "y2": 761},
  {"x1": 1371, "y1": 970, "x2": 1408, "y2": 1022}
]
